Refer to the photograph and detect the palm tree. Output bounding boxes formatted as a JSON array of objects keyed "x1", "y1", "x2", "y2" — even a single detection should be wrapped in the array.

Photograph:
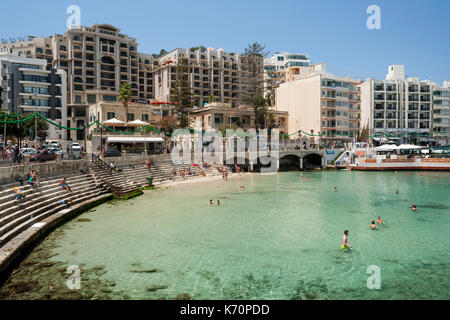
[{"x1": 119, "y1": 82, "x2": 131, "y2": 122}]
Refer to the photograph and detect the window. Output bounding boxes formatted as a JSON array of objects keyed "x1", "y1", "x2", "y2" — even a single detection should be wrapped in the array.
[
  {"x1": 87, "y1": 95, "x2": 96, "y2": 103},
  {"x1": 142, "y1": 114, "x2": 149, "y2": 122},
  {"x1": 127, "y1": 113, "x2": 135, "y2": 121},
  {"x1": 107, "y1": 112, "x2": 115, "y2": 120},
  {"x1": 103, "y1": 95, "x2": 116, "y2": 102}
]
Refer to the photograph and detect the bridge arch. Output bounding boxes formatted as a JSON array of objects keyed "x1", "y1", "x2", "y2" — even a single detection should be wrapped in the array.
[
  {"x1": 279, "y1": 154, "x2": 301, "y2": 171},
  {"x1": 303, "y1": 153, "x2": 323, "y2": 169}
]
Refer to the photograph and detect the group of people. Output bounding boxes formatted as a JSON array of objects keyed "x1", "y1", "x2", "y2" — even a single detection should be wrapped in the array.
[
  {"x1": 171, "y1": 168, "x2": 195, "y2": 179},
  {"x1": 210, "y1": 199, "x2": 221, "y2": 206},
  {"x1": 2, "y1": 145, "x2": 22, "y2": 166}
]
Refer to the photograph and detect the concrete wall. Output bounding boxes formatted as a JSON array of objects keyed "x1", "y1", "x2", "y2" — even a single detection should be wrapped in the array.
[{"x1": 0, "y1": 160, "x2": 89, "y2": 185}]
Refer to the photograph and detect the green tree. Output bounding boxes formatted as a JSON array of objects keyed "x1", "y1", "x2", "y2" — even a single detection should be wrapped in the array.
[
  {"x1": 208, "y1": 94, "x2": 216, "y2": 104},
  {"x1": 119, "y1": 82, "x2": 131, "y2": 121},
  {"x1": 172, "y1": 58, "x2": 193, "y2": 127},
  {"x1": 242, "y1": 42, "x2": 269, "y2": 129},
  {"x1": 22, "y1": 115, "x2": 49, "y2": 141}
]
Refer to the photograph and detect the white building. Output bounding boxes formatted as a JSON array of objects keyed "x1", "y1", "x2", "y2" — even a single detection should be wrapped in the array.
[
  {"x1": 264, "y1": 52, "x2": 311, "y2": 99},
  {"x1": 360, "y1": 65, "x2": 434, "y2": 145},
  {"x1": 275, "y1": 63, "x2": 360, "y2": 147},
  {"x1": 0, "y1": 50, "x2": 67, "y2": 140},
  {"x1": 432, "y1": 82, "x2": 450, "y2": 145}
]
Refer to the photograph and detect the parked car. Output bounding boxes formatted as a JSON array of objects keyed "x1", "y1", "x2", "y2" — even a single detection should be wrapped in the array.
[
  {"x1": 29, "y1": 150, "x2": 57, "y2": 162},
  {"x1": 46, "y1": 140, "x2": 60, "y2": 148},
  {"x1": 20, "y1": 148, "x2": 38, "y2": 155},
  {"x1": 71, "y1": 142, "x2": 82, "y2": 151},
  {"x1": 104, "y1": 149, "x2": 122, "y2": 158}
]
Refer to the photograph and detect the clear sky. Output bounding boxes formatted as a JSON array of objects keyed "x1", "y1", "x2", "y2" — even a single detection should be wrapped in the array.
[{"x1": 1, "y1": 0, "x2": 449, "y2": 85}]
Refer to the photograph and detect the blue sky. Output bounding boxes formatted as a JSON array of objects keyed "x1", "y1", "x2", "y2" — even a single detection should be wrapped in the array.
[{"x1": 1, "y1": 0, "x2": 449, "y2": 84}]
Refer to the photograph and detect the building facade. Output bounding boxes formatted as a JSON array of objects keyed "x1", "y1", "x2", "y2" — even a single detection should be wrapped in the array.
[
  {"x1": 360, "y1": 65, "x2": 434, "y2": 145},
  {"x1": 189, "y1": 102, "x2": 288, "y2": 133},
  {"x1": 432, "y1": 83, "x2": 450, "y2": 145},
  {"x1": 275, "y1": 63, "x2": 360, "y2": 147},
  {"x1": 154, "y1": 47, "x2": 263, "y2": 108},
  {"x1": 264, "y1": 52, "x2": 311, "y2": 100},
  {"x1": 0, "y1": 50, "x2": 67, "y2": 140}
]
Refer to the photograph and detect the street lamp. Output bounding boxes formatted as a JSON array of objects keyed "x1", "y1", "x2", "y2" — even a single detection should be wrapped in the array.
[{"x1": 33, "y1": 92, "x2": 38, "y2": 148}]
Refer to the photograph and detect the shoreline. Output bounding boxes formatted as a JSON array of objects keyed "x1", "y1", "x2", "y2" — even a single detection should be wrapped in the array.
[{"x1": 154, "y1": 171, "x2": 255, "y2": 189}]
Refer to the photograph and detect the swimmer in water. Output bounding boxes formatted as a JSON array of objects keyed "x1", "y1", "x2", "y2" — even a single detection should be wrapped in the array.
[
  {"x1": 341, "y1": 230, "x2": 352, "y2": 249},
  {"x1": 240, "y1": 186, "x2": 245, "y2": 191},
  {"x1": 369, "y1": 220, "x2": 378, "y2": 229},
  {"x1": 395, "y1": 189, "x2": 399, "y2": 194},
  {"x1": 410, "y1": 204, "x2": 417, "y2": 211},
  {"x1": 377, "y1": 216, "x2": 385, "y2": 225},
  {"x1": 210, "y1": 199, "x2": 213, "y2": 206},
  {"x1": 334, "y1": 187, "x2": 337, "y2": 192},
  {"x1": 217, "y1": 200, "x2": 220, "y2": 206}
]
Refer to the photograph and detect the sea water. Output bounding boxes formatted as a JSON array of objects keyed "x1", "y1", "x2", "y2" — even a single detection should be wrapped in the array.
[{"x1": 12, "y1": 171, "x2": 450, "y2": 299}]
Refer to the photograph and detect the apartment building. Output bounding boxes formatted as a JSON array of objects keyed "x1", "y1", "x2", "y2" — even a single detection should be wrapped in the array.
[
  {"x1": 189, "y1": 102, "x2": 288, "y2": 133},
  {"x1": 154, "y1": 47, "x2": 263, "y2": 108},
  {"x1": 275, "y1": 63, "x2": 360, "y2": 147},
  {"x1": 0, "y1": 50, "x2": 67, "y2": 140},
  {"x1": 360, "y1": 65, "x2": 434, "y2": 145},
  {"x1": 432, "y1": 83, "x2": 450, "y2": 145},
  {"x1": 264, "y1": 52, "x2": 311, "y2": 100}
]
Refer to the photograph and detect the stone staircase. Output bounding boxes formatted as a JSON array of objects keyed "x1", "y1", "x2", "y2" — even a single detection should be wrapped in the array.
[
  {"x1": 120, "y1": 160, "x2": 230, "y2": 186},
  {"x1": 89, "y1": 155, "x2": 142, "y2": 197},
  {"x1": 0, "y1": 173, "x2": 109, "y2": 248}
]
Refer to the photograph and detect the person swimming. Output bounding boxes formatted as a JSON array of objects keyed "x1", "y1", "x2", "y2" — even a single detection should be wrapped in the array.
[
  {"x1": 341, "y1": 230, "x2": 352, "y2": 249},
  {"x1": 217, "y1": 200, "x2": 221, "y2": 206},
  {"x1": 334, "y1": 187, "x2": 337, "y2": 192},
  {"x1": 395, "y1": 189, "x2": 399, "y2": 194},
  {"x1": 240, "y1": 186, "x2": 245, "y2": 191},
  {"x1": 410, "y1": 204, "x2": 417, "y2": 211},
  {"x1": 369, "y1": 221, "x2": 378, "y2": 229},
  {"x1": 377, "y1": 216, "x2": 385, "y2": 225},
  {"x1": 210, "y1": 199, "x2": 213, "y2": 206}
]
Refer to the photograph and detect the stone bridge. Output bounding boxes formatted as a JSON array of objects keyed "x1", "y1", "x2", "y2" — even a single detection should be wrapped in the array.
[{"x1": 225, "y1": 149, "x2": 327, "y2": 171}]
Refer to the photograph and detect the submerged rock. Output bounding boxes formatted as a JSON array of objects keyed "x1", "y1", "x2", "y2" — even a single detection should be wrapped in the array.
[
  {"x1": 130, "y1": 268, "x2": 159, "y2": 273},
  {"x1": 146, "y1": 285, "x2": 168, "y2": 292},
  {"x1": 176, "y1": 293, "x2": 191, "y2": 300}
]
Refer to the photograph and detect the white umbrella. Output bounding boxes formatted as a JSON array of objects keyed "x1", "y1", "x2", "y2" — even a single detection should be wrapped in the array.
[
  {"x1": 103, "y1": 118, "x2": 126, "y2": 126},
  {"x1": 126, "y1": 119, "x2": 149, "y2": 127}
]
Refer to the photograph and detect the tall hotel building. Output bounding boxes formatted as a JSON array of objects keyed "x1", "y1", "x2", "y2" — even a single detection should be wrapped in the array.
[
  {"x1": 264, "y1": 52, "x2": 311, "y2": 100},
  {"x1": 153, "y1": 47, "x2": 262, "y2": 107},
  {"x1": 0, "y1": 50, "x2": 67, "y2": 140},
  {"x1": 360, "y1": 65, "x2": 434, "y2": 144},
  {"x1": 432, "y1": 82, "x2": 450, "y2": 145},
  {"x1": 1, "y1": 25, "x2": 263, "y2": 141},
  {"x1": 275, "y1": 63, "x2": 360, "y2": 146}
]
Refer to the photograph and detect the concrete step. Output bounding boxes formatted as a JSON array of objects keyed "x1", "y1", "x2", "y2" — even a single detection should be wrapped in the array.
[
  {"x1": 0, "y1": 177, "x2": 96, "y2": 213},
  {"x1": 0, "y1": 189, "x2": 108, "y2": 247},
  {"x1": 0, "y1": 181, "x2": 99, "y2": 230}
]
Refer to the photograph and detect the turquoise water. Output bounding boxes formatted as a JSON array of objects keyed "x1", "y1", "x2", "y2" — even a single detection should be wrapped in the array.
[{"x1": 47, "y1": 171, "x2": 449, "y2": 299}]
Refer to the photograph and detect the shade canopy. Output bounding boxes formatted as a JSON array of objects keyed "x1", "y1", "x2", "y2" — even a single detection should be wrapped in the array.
[
  {"x1": 103, "y1": 118, "x2": 126, "y2": 126},
  {"x1": 126, "y1": 119, "x2": 150, "y2": 127}
]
